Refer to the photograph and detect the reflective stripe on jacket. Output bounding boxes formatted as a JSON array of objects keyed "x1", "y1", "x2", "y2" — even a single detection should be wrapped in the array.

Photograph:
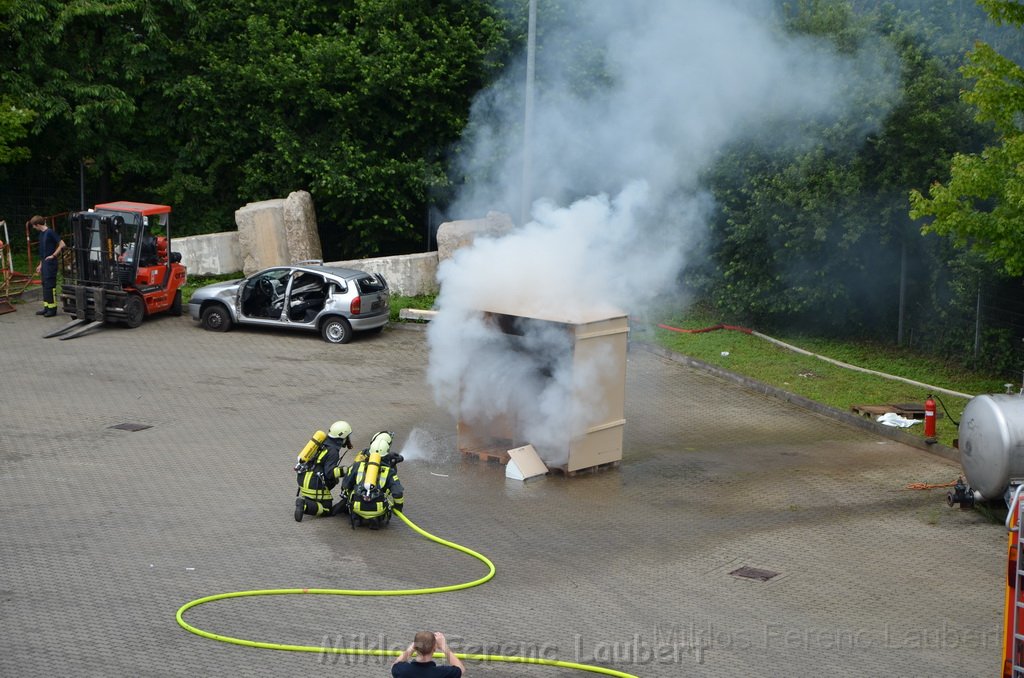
[{"x1": 297, "y1": 448, "x2": 338, "y2": 500}]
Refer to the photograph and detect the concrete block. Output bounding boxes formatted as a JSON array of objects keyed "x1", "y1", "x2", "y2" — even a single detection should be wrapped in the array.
[
  {"x1": 399, "y1": 308, "x2": 437, "y2": 322},
  {"x1": 436, "y1": 211, "x2": 514, "y2": 262},
  {"x1": 283, "y1": 190, "x2": 322, "y2": 264},
  {"x1": 235, "y1": 199, "x2": 290, "y2": 276}
]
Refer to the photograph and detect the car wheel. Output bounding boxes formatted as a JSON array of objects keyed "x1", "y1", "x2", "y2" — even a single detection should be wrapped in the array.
[
  {"x1": 169, "y1": 290, "x2": 183, "y2": 317},
  {"x1": 123, "y1": 294, "x2": 145, "y2": 329},
  {"x1": 321, "y1": 316, "x2": 352, "y2": 344},
  {"x1": 201, "y1": 304, "x2": 232, "y2": 332}
]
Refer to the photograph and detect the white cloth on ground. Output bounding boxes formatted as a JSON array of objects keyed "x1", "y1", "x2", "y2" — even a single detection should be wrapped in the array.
[{"x1": 876, "y1": 412, "x2": 920, "y2": 428}]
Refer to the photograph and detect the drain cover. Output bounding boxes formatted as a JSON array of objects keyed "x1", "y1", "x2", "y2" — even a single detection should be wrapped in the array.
[
  {"x1": 109, "y1": 422, "x2": 152, "y2": 432},
  {"x1": 729, "y1": 566, "x2": 779, "y2": 582}
]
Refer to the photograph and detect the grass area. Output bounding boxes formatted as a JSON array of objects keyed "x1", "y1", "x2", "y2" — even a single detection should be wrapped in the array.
[
  {"x1": 181, "y1": 272, "x2": 240, "y2": 303},
  {"x1": 389, "y1": 293, "x2": 437, "y2": 323},
  {"x1": 651, "y1": 306, "x2": 1010, "y2": 448}
]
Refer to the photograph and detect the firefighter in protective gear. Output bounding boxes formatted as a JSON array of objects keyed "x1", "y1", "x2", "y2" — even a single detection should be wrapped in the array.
[
  {"x1": 294, "y1": 421, "x2": 354, "y2": 522},
  {"x1": 341, "y1": 431, "x2": 405, "y2": 528}
]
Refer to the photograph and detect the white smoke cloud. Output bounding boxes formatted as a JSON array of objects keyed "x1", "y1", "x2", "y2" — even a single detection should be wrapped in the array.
[
  {"x1": 427, "y1": 0, "x2": 899, "y2": 464},
  {"x1": 396, "y1": 428, "x2": 441, "y2": 462}
]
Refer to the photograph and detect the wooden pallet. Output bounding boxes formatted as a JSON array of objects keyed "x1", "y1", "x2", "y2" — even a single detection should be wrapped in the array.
[
  {"x1": 850, "y1": 404, "x2": 896, "y2": 418},
  {"x1": 851, "y1": 403, "x2": 935, "y2": 420},
  {"x1": 549, "y1": 460, "x2": 620, "y2": 477},
  {"x1": 461, "y1": 448, "x2": 510, "y2": 464}
]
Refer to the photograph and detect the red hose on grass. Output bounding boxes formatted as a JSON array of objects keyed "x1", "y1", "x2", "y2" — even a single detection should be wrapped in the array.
[{"x1": 657, "y1": 323, "x2": 753, "y2": 335}]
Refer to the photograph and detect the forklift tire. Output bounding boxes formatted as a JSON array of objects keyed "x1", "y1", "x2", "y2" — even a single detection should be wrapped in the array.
[
  {"x1": 201, "y1": 304, "x2": 232, "y2": 332},
  {"x1": 169, "y1": 290, "x2": 183, "y2": 317},
  {"x1": 123, "y1": 295, "x2": 145, "y2": 328}
]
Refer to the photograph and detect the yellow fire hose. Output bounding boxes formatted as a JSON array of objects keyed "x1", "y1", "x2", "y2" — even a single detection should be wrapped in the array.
[{"x1": 176, "y1": 509, "x2": 639, "y2": 677}]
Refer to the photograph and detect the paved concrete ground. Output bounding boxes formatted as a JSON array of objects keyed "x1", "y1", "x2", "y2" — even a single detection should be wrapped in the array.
[{"x1": 0, "y1": 304, "x2": 1006, "y2": 678}]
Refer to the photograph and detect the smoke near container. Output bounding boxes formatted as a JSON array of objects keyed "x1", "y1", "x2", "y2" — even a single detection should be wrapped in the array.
[{"x1": 428, "y1": 0, "x2": 898, "y2": 464}]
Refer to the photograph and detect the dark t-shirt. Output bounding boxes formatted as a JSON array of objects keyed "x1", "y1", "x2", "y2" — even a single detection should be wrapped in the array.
[
  {"x1": 39, "y1": 227, "x2": 60, "y2": 259},
  {"x1": 391, "y1": 660, "x2": 461, "y2": 678}
]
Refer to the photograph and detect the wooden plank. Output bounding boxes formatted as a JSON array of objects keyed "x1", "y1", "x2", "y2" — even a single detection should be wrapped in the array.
[{"x1": 850, "y1": 403, "x2": 937, "y2": 420}]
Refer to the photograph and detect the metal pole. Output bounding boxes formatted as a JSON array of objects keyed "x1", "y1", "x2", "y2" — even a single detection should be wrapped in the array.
[
  {"x1": 897, "y1": 242, "x2": 906, "y2": 346},
  {"x1": 974, "y1": 283, "x2": 982, "y2": 358},
  {"x1": 79, "y1": 160, "x2": 85, "y2": 211},
  {"x1": 520, "y1": 0, "x2": 536, "y2": 227}
]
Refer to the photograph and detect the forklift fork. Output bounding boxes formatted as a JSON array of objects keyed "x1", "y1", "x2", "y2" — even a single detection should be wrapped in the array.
[{"x1": 43, "y1": 288, "x2": 106, "y2": 340}]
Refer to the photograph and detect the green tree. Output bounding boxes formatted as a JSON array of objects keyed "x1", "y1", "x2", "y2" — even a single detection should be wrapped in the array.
[
  {"x1": 165, "y1": 0, "x2": 508, "y2": 255},
  {"x1": 0, "y1": 0, "x2": 34, "y2": 164},
  {"x1": 0, "y1": 0, "x2": 508, "y2": 256},
  {"x1": 909, "y1": 1, "x2": 1024, "y2": 275},
  {"x1": 0, "y1": 0, "x2": 197, "y2": 218},
  {"x1": 0, "y1": 101, "x2": 34, "y2": 164},
  {"x1": 700, "y1": 2, "x2": 979, "y2": 338}
]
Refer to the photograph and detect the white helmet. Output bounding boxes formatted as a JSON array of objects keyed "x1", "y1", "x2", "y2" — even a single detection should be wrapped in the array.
[
  {"x1": 328, "y1": 420, "x2": 352, "y2": 440},
  {"x1": 368, "y1": 431, "x2": 393, "y2": 456}
]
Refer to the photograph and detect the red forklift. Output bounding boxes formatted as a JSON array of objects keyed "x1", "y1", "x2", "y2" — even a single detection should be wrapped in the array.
[{"x1": 45, "y1": 201, "x2": 187, "y2": 340}]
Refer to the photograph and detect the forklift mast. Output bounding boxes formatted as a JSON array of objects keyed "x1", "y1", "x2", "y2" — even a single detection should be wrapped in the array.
[{"x1": 68, "y1": 207, "x2": 153, "y2": 290}]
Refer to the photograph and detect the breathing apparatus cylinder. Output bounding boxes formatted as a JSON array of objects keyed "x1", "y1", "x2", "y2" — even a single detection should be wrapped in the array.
[
  {"x1": 298, "y1": 430, "x2": 328, "y2": 463},
  {"x1": 363, "y1": 452, "x2": 382, "y2": 493}
]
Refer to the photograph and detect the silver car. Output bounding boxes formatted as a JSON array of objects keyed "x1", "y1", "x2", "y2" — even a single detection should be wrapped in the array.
[{"x1": 188, "y1": 262, "x2": 389, "y2": 343}]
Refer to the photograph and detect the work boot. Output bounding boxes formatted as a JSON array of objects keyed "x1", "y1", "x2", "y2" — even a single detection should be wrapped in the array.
[
  {"x1": 35, "y1": 308, "x2": 47, "y2": 315},
  {"x1": 294, "y1": 497, "x2": 304, "y2": 522},
  {"x1": 43, "y1": 308, "x2": 57, "y2": 317}
]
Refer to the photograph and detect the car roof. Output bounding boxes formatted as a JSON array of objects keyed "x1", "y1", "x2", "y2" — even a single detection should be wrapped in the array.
[{"x1": 290, "y1": 264, "x2": 378, "y2": 280}]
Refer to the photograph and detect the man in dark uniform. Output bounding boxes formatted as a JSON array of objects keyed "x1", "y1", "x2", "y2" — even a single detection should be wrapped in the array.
[
  {"x1": 29, "y1": 216, "x2": 65, "y2": 317},
  {"x1": 294, "y1": 420, "x2": 353, "y2": 521},
  {"x1": 392, "y1": 631, "x2": 464, "y2": 677}
]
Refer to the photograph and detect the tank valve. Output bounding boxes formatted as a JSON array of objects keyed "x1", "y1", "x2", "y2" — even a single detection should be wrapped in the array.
[{"x1": 947, "y1": 477, "x2": 975, "y2": 510}]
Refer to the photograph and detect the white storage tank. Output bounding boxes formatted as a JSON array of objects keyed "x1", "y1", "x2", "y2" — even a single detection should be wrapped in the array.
[{"x1": 959, "y1": 394, "x2": 1024, "y2": 500}]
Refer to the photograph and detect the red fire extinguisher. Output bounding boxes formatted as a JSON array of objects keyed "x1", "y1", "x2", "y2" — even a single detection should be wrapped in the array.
[{"x1": 924, "y1": 394, "x2": 936, "y2": 440}]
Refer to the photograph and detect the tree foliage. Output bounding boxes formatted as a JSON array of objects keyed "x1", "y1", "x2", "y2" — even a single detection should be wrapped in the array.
[
  {"x1": 0, "y1": 0, "x2": 508, "y2": 256},
  {"x1": 0, "y1": 101, "x2": 34, "y2": 164},
  {"x1": 909, "y1": 1, "x2": 1024, "y2": 275},
  {"x1": 698, "y1": 1, "x2": 980, "y2": 337},
  {"x1": 1, "y1": 0, "x2": 198, "y2": 211}
]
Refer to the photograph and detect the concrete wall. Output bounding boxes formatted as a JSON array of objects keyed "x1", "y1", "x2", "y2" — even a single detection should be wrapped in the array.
[
  {"x1": 326, "y1": 252, "x2": 438, "y2": 297},
  {"x1": 173, "y1": 230, "x2": 438, "y2": 297},
  {"x1": 172, "y1": 205, "x2": 516, "y2": 296},
  {"x1": 174, "y1": 232, "x2": 242, "y2": 277}
]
